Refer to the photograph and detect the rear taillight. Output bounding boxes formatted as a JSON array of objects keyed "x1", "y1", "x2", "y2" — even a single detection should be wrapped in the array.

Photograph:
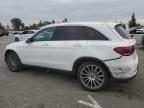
[{"x1": 114, "y1": 46, "x2": 135, "y2": 56}]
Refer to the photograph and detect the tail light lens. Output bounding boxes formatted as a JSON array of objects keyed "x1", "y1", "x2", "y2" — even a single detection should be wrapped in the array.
[{"x1": 114, "y1": 46, "x2": 135, "y2": 56}]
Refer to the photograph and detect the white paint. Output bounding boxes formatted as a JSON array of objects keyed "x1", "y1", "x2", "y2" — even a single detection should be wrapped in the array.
[
  {"x1": 77, "y1": 95, "x2": 103, "y2": 108},
  {"x1": 5, "y1": 22, "x2": 139, "y2": 80}
]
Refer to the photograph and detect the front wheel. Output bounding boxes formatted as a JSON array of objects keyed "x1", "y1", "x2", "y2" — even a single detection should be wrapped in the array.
[
  {"x1": 77, "y1": 61, "x2": 109, "y2": 91},
  {"x1": 6, "y1": 52, "x2": 22, "y2": 72}
]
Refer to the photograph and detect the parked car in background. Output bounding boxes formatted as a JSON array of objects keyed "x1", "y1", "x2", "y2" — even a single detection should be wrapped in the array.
[
  {"x1": 0, "y1": 30, "x2": 9, "y2": 37},
  {"x1": 135, "y1": 29, "x2": 144, "y2": 34},
  {"x1": 4, "y1": 22, "x2": 138, "y2": 91},
  {"x1": 15, "y1": 30, "x2": 37, "y2": 42},
  {"x1": 11, "y1": 31, "x2": 23, "y2": 35},
  {"x1": 130, "y1": 27, "x2": 144, "y2": 46}
]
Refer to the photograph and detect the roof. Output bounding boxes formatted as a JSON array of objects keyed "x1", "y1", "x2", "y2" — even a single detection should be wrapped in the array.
[{"x1": 41, "y1": 22, "x2": 118, "y2": 29}]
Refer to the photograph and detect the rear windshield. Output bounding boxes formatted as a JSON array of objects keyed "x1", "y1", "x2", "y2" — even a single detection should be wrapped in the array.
[{"x1": 115, "y1": 25, "x2": 130, "y2": 39}]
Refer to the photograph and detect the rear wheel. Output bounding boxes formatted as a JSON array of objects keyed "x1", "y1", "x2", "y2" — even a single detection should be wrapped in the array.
[
  {"x1": 77, "y1": 61, "x2": 109, "y2": 91},
  {"x1": 6, "y1": 52, "x2": 22, "y2": 72}
]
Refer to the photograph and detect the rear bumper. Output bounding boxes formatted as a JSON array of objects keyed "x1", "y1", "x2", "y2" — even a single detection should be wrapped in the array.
[
  {"x1": 111, "y1": 66, "x2": 138, "y2": 81},
  {"x1": 104, "y1": 53, "x2": 139, "y2": 80}
]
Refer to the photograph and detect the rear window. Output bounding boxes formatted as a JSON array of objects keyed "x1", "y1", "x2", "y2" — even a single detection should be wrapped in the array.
[{"x1": 115, "y1": 25, "x2": 130, "y2": 39}]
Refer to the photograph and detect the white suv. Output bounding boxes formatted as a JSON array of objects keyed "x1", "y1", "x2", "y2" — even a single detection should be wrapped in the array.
[{"x1": 4, "y1": 22, "x2": 138, "y2": 91}]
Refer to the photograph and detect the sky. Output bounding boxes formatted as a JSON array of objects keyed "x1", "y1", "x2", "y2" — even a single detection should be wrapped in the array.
[{"x1": 0, "y1": 0, "x2": 144, "y2": 26}]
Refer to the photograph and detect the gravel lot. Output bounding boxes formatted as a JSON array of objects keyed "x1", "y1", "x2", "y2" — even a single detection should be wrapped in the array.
[{"x1": 0, "y1": 35, "x2": 144, "y2": 108}]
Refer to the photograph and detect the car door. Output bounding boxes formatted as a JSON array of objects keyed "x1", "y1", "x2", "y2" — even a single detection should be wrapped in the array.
[
  {"x1": 49, "y1": 26, "x2": 87, "y2": 71},
  {"x1": 19, "y1": 27, "x2": 55, "y2": 67}
]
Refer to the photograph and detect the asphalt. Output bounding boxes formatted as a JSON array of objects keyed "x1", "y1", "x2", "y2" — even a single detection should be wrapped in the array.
[{"x1": 0, "y1": 35, "x2": 144, "y2": 108}]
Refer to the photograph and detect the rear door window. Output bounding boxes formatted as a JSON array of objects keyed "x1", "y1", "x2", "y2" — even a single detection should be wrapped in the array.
[
  {"x1": 83, "y1": 26, "x2": 109, "y2": 40},
  {"x1": 115, "y1": 25, "x2": 130, "y2": 39}
]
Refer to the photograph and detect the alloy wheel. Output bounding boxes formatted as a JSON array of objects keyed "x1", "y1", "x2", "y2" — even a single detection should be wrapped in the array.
[{"x1": 80, "y1": 65, "x2": 105, "y2": 89}]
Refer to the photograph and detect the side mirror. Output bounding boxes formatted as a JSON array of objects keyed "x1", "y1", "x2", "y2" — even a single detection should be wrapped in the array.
[{"x1": 26, "y1": 38, "x2": 33, "y2": 43}]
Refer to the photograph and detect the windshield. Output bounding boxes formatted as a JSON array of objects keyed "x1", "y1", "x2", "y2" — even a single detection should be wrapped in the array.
[{"x1": 115, "y1": 24, "x2": 130, "y2": 39}]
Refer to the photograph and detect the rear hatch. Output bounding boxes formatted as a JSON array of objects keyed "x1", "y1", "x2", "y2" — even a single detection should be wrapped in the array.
[
  {"x1": 106, "y1": 24, "x2": 138, "y2": 74},
  {"x1": 112, "y1": 24, "x2": 136, "y2": 56},
  {"x1": 113, "y1": 24, "x2": 138, "y2": 69}
]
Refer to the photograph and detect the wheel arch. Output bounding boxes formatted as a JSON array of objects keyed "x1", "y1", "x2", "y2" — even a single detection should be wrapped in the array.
[
  {"x1": 5, "y1": 49, "x2": 20, "y2": 62},
  {"x1": 72, "y1": 57, "x2": 112, "y2": 78}
]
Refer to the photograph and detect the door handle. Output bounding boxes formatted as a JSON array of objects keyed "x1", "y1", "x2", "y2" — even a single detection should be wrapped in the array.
[{"x1": 42, "y1": 43, "x2": 48, "y2": 47}]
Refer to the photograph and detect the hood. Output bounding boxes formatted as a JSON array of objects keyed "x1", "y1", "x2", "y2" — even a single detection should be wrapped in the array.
[{"x1": 6, "y1": 41, "x2": 25, "y2": 49}]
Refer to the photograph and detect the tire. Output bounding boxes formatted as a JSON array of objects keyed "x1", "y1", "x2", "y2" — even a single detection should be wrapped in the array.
[
  {"x1": 77, "y1": 61, "x2": 109, "y2": 91},
  {"x1": 6, "y1": 52, "x2": 22, "y2": 72},
  {"x1": 15, "y1": 37, "x2": 19, "y2": 42}
]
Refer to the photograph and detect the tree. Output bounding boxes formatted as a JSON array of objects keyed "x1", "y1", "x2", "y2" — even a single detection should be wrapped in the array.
[
  {"x1": 63, "y1": 18, "x2": 68, "y2": 22},
  {"x1": 25, "y1": 26, "x2": 30, "y2": 30},
  {"x1": 0, "y1": 22, "x2": 5, "y2": 30},
  {"x1": 30, "y1": 24, "x2": 37, "y2": 29},
  {"x1": 43, "y1": 21, "x2": 51, "y2": 26},
  {"x1": 129, "y1": 12, "x2": 137, "y2": 28},
  {"x1": 11, "y1": 18, "x2": 22, "y2": 30},
  {"x1": 51, "y1": 20, "x2": 55, "y2": 24},
  {"x1": 21, "y1": 23, "x2": 25, "y2": 30},
  {"x1": 6, "y1": 25, "x2": 10, "y2": 31},
  {"x1": 46, "y1": 21, "x2": 51, "y2": 25},
  {"x1": 37, "y1": 21, "x2": 43, "y2": 27}
]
